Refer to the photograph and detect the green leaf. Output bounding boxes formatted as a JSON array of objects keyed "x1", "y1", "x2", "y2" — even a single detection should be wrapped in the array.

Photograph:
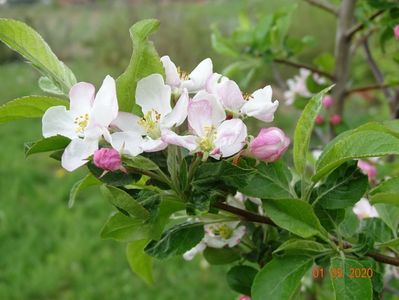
[
  {"x1": 314, "y1": 162, "x2": 368, "y2": 209},
  {"x1": 38, "y1": 76, "x2": 64, "y2": 95},
  {"x1": 226, "y1": 265, "x2": 258, "y2": 296},
  {"x1": 68, "y1": 174, "x2": 101, "y2": 208},
  {"x1": 144, "y1": 222, "x2": 204, "y2": 260},
  {"x1": 374, "y1": 203, "x2": 399, "y2": 233},
  {"x1": 203, "y1": 247, "x2": 240, "y2": 265},
  {"x1": 369, "y1": 177, "x2": 399, "y2": 206},
  {"x1": 330, "y1": 257, "x2": 372, "y2": 300},
  {"x1": 0, "y1": 96, "x2": 68, "y2": 124},
  {"x1": 116, "y1": 19, "x2": 164, "y2": 113},
  {"x1": 126, "y1": 240, "x2": 154, "y2": 285},
  {"x1": 314, "y1": 129, "x2": 399, "y2": 181},
  {"x1": 0, "y1": 18, "x2": 76, "y2": 93},
  {"x1": 123, "y1": 155, "x2": 159, "y2": 171},
  {"x1": 264, "y1": 199, "x2": 327, "y2": 239},
  {"x1": 273, "y1": 239, "x2": 330, "y2": 256},
  {"x1": 24, "y1": 135, "x2": 70, "y2": 157},
  {"x1": 252, "y1": 255, "x2": 313, "y2": 300},
  {"x1": 100, "y1": 212, "x2": 152, "y2": 242},
  {"x1": 293, "y1": 86, "x2": 333, "y2": 174},
  {"x1": 239, "y1": 161, "x2": 295, "y2": 199},
  {"x1": 102, "y1": 186, "x2": 150, "y2": 220},
  {"x1": 362, "y1": 218, "x2": 393, "y2": 243},
  {"x1": 87, "y1": 163, "x2": 138, "y2": 186}
]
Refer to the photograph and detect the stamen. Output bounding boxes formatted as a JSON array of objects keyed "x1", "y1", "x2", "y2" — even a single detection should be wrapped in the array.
[
  {"x1": 74, "y1": 113, "x2": 89, "y2": 134},
  {"x1": 177, "y1": 66, "x2": 189, "y2": 81}
]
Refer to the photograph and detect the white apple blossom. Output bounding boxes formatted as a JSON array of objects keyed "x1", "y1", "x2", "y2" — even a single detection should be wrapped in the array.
[
  {"x1": 353, "y1": 198, "x2": 379, "y2": 220},
  {"x1": 183, "y1": 221, "x2": 246, "y2": 261},
  {"x1": 162, "y1": 91, "x2": 247, "y2": 159},
  {"x1": 284, "y1": 68, "x2": 312, "y2": 105},
  {"x1": 42, "y1": 75, "x2": 118, "y2": 171},
  {"x1": 110, "y1": 74, "x2": 189, "y2": 154},
  {"x1": 161, "y1": 56, "x2": 213, "y2": 94},
  {"x1": 227, "y1": 192, "x2": 263, "y2": 215},
  {"x1": 206, "y1": 74, "x2": 279, "y2": 122}
]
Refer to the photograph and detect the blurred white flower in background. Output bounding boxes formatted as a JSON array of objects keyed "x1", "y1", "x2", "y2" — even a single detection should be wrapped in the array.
[
  {"x1": 0, "y1": 0, "x2": 7, "y2": 5},
  {"x1": 352, "y1": 198, "x2": 379, "y2": 220}
]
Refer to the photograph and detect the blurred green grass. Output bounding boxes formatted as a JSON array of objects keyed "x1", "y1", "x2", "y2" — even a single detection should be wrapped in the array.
[{"x1": 0, "y1": 1, "x2": 338, "y2": 299}]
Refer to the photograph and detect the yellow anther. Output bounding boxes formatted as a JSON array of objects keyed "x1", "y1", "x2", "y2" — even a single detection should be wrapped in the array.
[
  {"x1": 177, "y1": 66, "x2": 189, "y2": 81},
  {"x1": 74, "y1": 114, "x2": 89, "y2": 134},
  {"x1": 210, "y1": 224, "x2": 233, "y2": 239}
]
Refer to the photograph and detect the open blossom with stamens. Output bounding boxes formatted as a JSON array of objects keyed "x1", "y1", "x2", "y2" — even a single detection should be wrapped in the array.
[
  {"x1": 162, "y1": 91, "x2": 247, "y2": 159},
  {"x1": 206, "y1": 75, "x2": 279, "y2": 122},
  {"x1": 161, "y1": 56, "x2": 213, "y2": 94},
  {"x1": 183, "y1": 221, "x2": 246, "y2": 261},
  {"x1": 42, "y1": 75, "x2": 118, "y2": 171},
  {"x1": 353, "y1": 198, "x2": 379, "y2": 220},
  {"x1": 110, "y1": 74, "x2": 189, "y2": 154}
]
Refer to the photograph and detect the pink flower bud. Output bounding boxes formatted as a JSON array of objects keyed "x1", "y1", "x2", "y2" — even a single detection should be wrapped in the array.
[
  {"x1": 330, "y1": 114, "x2": 342, "y2": 126},
  {"x1": 357, "y1": 160, "x2": 377, "y2": 183},
  {"x1": 249, "y1": 127, "x2": 290, "y2": 162},
  {"x1": 315, "y1": 115, "x2": 324, "y2": 125},
  {"x1": 394, "y1": 25, "x2": 399, "y2": 40},
  {"x1": 322, "y1": 95, "x2": 333, "y2": 109},
  {"x1": 238, "y1": 296, "x2": 251, "y2": 300},
  {"x1": 93, "y1": 148, "x2": 122, "y2": 171}
]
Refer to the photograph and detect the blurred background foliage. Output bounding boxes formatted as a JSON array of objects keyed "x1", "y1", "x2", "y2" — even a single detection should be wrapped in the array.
[{"x1": 0, "y1": 0, "x2": 397, "y2": 299}]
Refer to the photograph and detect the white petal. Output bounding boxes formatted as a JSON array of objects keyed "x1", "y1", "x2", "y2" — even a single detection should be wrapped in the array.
[
  {"x1": 61, "y1": 138, "x2": 98, "y2": 171},
  {"x1": 192, "y1": 91, "x2": 226, "y2": 127},
  {"x1": 204, "y1": 235, "x2": 227, "y2": 248},
  {"x1": 214, "y1": 119, "x2": 247, "y2": 158},
  {"x1": 241, "y1": 85, "x2": 279, "y2": 122},
  {"x1": 141, "y1": 138, "x2": 168, "y2": 152},
  {"x1": 227, "y1": 225, "x2": 246, "y2": 247},
  {"x1": 205, "y1": 72, "x2": 228, "y2": 94},
  {"x1": 217, "y1": 80, "x2": 245, "y2": 112},
  {"x1": 111, "y1": 112, "x2": 146, "y2": 134},
  {"x1": 91, "y1": 75, "x2": 119, "y2": 127},
  {"x1": 183, "y1": 242, "x2": 206, "y2": 261},
  {"x1": 69, "y1": 82, "x2": 95, "y2": 116},
  {"x1": 110, "y1": 132, "x2": 144, "y2": 157},
  {"x1": 182, "y1": 58, "x2": 213, "y2": 92},
  {"x1": 160, "y1": 56, "x2": 181, "y2": 87},
  {"x1": 42, "y1": 106, "x2": 77, "y2": 139},
  {"x1": 161, "y1": 130, "x2": 197, "y2": 151},
  {"x1": 162, "y1": 89, "x2": 189, "y2": 128},
  {"x1": 188, "y1": 99, "x2": 213, "y2": 137},
  {"x1": 136, "y1": 74, "x2": 172, "y2": 117}
]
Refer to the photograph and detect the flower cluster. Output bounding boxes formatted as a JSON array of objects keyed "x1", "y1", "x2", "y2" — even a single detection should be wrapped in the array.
[{"x1": 42, "y1": 57, "x2": 290, "y2": 171}]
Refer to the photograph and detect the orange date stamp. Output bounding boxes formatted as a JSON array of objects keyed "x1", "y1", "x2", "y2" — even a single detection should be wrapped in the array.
[{"x1": 312, "y1": 267, "x2": 373, "y2": 279}]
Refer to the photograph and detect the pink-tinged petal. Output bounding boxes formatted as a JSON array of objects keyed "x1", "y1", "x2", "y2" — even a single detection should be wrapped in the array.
[
  {"x1": 160, "y1": 55, "x2": 181, "y2": 87},
  {"x1": 249, "y1": 127, "x2": 290, "y2": 162},
  {"x1": 227, "y1": 225, "x2": 246, "y2": 247},
  {"x1": 69, "y1": 82, "x2": 95, "y2": 116},
  {"x1": 91, "y1": 75, "x2": 118, "y2": 127},
  {"x1": 61, "y1": 138, "x2": 98, "y2": 171},
  {"x1": 188, "y1": 100, "x2": 213, "y2": 137},
  {"x1": 162, "y1": 89, "x2": 189, "y2": 128},
  {"x1": 217, "y1": 79, "x2": 245, "y2": 112},
  {"x1": 141, "y1": 138, "x2": 168, "y2": 152},
  {"x1": 42, "y1": 106, "x2": 77, "y2": 139},
  {"x1": 353, "y1": 198, "x2": 379, "y2": 220},
  {"x1": 192, "y1": 90, "x2": 226, "y2": 127},
  {"x1": 161, "y1": 130, "x2": 197, "y2": 151},
  {"x1": 182, "y1": 58, "x2": 213, "y2": 92},
  {"x1": 136, "y1": 74, "x2": 172, "y2": 117},
  {"x1": 241, "y1": 85, "x2": 279, "y2": 122},
  {"x1": 214, "y1": 119, "x2": 247, "y2": 158},
  {"x1": 110, "y1": 132, "x2": 144, "y2": 157},
  {"x1": 205, "y1": 72, "x2": 228, "y2": 94},
  {"x1": 111, "y1": 112, "x2": 145, "y2": 134}
]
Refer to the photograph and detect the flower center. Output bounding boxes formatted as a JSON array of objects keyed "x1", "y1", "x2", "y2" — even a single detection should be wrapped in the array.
[
  {"x1": 209, "y1": 224, "x2": 233, "y2": 239},
  {"x1": 242, "y1": 92, "x2": 253, "y2": 101},
  {"x1": 74, "y1": 113, "x2": 89, "y2": 134},
  {"x1": 198, "y1": 126, "x2": 216, "y2": 152},
  {"x1": 177, "y1": 66, "x2": 189, "y2": 81},
  {"x1": 138, "y1": 109, "x2": 162, "y2": 139}
]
